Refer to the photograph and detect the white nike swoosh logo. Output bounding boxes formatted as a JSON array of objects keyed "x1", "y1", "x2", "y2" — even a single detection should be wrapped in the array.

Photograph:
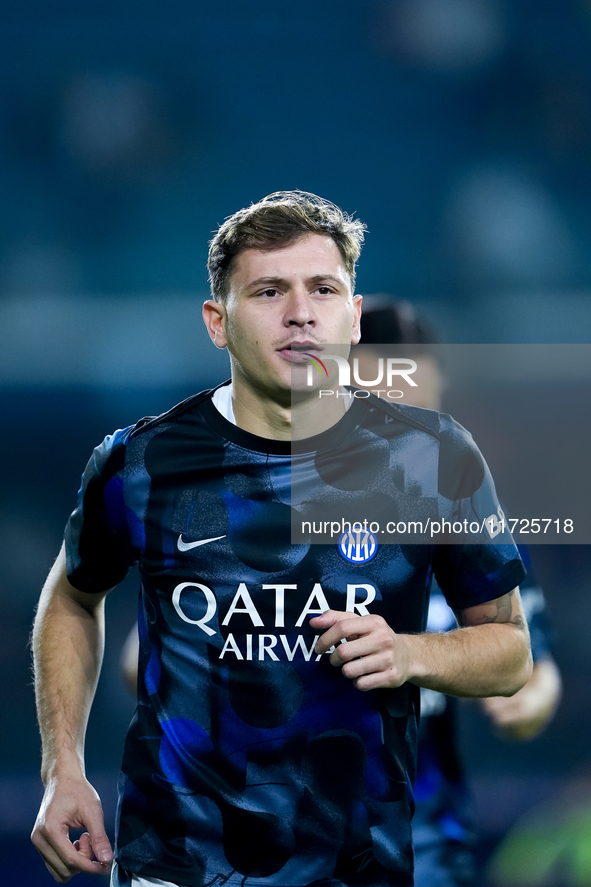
[{"x1": 177, "y1": 534, "x2": 226, "y2": 551}]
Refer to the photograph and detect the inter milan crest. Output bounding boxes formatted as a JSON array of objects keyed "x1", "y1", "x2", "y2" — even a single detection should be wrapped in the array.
[{"x1": 338, "y1": 527, "x2": 379, "y2": 564}]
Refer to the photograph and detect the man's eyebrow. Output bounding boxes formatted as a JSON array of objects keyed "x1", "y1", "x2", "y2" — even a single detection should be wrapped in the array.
[
  {"x1": 246, "y1": 276, "x2": 288, "y2": 289},
  {"x1": 307, "y1": 274, "x2": 345, "y2": 286},
  {"x1": 245, "y1": 274, "x2": 346, "y2": 289}
]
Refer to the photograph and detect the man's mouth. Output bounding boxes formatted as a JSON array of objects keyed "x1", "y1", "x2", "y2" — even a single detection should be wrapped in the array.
[{"x1": 277, "y1": 342, "x2": 323, "y2": 363}]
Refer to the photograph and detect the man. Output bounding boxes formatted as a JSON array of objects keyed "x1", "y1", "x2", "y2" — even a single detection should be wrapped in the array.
[
  {"x1": 31, "y1": 191, "x2": 532, "y2": 887},
  {"x1": 355, "y1": 296, "x2": 562, "y2": 887}
]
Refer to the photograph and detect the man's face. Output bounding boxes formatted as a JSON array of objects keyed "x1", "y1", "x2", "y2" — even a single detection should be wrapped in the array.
[{"x1": 204, "y1": 233, "x2": 362, "y2": 401}]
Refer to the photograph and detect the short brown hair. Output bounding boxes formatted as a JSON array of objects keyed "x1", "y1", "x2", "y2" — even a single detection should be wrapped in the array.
[{"x1": 207, "y1": 190, "x2": 366, "y2": 301}]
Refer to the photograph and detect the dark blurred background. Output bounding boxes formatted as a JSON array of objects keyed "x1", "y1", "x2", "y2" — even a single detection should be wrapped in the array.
[{"x1": 2, "y1": 2, "x2": 591, "y2": 885}]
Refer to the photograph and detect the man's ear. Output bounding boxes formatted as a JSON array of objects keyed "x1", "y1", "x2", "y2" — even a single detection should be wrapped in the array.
[
  {"x1": 203, "y1": 299, "x2": 227, "y2": 349},
  {"x1": 351, "y1": 294, "x2": 363, "y2": 345}
]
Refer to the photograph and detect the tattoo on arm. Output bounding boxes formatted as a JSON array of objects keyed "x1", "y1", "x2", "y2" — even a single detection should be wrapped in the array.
[{"x1": 454, "y1": 589, "x2": 527, "y2": 630}]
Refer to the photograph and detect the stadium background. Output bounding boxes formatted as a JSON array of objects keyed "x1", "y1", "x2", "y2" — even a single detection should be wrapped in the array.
[{"x1": 1, "y1": 2, "x2": 590, "y2": 884}]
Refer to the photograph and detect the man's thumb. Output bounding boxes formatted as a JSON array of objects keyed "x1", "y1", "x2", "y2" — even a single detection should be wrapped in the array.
[{"x1": 88, "y1": 816, "x2": 113, "y2": 863}]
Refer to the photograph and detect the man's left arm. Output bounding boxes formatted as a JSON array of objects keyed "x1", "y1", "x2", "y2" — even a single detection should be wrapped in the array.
[
  {"x1": 480, "y1": 566, "x2": 562, "y2": 738},
  {"x1": 311, "y1": 587, "x2": 533, "y2": 698}
]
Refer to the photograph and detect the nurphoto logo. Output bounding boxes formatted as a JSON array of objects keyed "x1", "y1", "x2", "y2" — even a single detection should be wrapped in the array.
[
  {"x1": 304, "y1": 352, "x2": 418, "y2": 400},
  {"x1": 301, "y1": 352, "x2": 329, "y2": 377}
]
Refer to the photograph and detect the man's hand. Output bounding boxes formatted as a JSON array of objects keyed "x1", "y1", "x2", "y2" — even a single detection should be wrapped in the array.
[
  {"x1": 311, "y1": 610, "x2": 414, "y2": 691},
  {"x1": 311, "y1": 588, "x2": 532, "y2": 699},
  {"x1": 31, "y1": 772, "x2": 113, "y2": 882}
]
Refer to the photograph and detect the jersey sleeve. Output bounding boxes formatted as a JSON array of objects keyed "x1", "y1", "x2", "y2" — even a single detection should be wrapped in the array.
[
  {"x1": 516, "y1": 546, "x2": 554, "y2": 662},
  {"x1": 432, "y1": 414, "x2": 526, "y2": 611},
  {"x1": 64, "y1": 427, "x2": 137, "y2": 593}
]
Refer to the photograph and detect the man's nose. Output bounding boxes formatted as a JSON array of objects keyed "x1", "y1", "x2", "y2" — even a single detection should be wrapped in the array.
[{"x1": 284, "y1": 287, "x2": 316, "y2": 326}]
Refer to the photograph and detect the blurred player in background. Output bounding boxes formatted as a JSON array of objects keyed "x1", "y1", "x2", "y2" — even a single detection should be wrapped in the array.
[{"x1": 356, "y1": 295, "x2": 562, "y2": 887}]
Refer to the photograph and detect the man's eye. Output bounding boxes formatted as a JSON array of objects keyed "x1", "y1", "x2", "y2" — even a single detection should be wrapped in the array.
[
  {"x1": 317, "y1": 286, "x2": 332, "y2": 295},
  {"x1": 262, "y1": 288, "x2": 278, "y2": 298}
]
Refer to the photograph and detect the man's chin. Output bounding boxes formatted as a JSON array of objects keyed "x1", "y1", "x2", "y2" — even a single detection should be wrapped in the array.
[
  {"x1": 289, "y1": 376, "x2": 326, "y2": 403},
  {"x1": 290, "y1": 387, "x2": 316, "y2": 407},
  {"x1": 288, "y1": 360, "x2": 320, "y2": 391}
]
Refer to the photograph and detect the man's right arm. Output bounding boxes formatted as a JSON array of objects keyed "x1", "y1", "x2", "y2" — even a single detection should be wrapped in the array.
[{"x1": 31, "y1": 542, "x2": 114, "y2": 882}]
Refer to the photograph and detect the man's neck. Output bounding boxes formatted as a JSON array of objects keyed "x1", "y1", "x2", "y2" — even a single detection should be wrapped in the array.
[{"x1": 230, "y1": 378, "x2": 350, "y2": 441}]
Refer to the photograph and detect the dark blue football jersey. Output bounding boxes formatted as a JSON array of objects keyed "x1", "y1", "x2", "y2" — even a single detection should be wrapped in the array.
[{"x1": 64, "y1": 385, "x2": 526, "y2": 887}]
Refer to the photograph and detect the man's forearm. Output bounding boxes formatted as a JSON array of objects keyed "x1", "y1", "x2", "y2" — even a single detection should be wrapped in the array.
[
  {"x1": 311, "y1": 589, "x2": 533, "y2": 696},
  {"x1": 32, "y1": 545, "x2": 106, "y2": 783},
  {"x1": 405, "y1": 622, "x2": 533, "y2": 698}
]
